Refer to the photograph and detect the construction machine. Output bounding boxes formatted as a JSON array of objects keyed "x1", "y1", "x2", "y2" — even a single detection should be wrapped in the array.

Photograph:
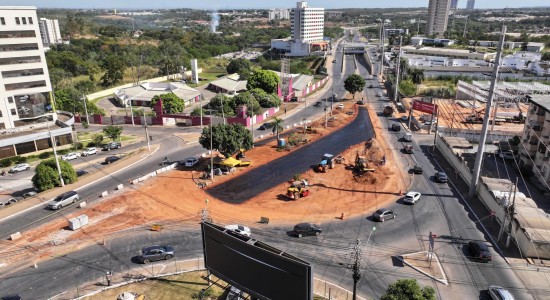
[
  {"x1": 354, "y1": 154, "x2": 375, "y2": 175},
  {"x1": 287, "y1": 181, "x2": 310, "y2": 200},
  {"x1": 465, "y1": 107, "x2": 484, "y2": 124},
  {"x1": 317, "y1": 154, "x2": 335, "y2": 173}
]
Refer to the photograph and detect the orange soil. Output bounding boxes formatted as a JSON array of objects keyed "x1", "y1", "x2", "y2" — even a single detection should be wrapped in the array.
[{"x1": 6, "y1": 99, "x2": 408, "y2": 266}]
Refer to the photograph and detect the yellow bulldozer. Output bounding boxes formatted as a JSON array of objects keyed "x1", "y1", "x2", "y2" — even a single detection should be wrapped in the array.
[
  {"x1": 354, "y1": 154, "x2": 375, "y2": 175},
  {"x1": 286, "y1": 180, "x2": 310, "y2": 200}
]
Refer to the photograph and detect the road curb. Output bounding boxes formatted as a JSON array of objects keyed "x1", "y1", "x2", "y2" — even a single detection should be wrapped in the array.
[
  {"x1": 396, "y1": 251, "x2": 449, "y2": 285},
  {"x1": 0, "y1": 145, "x2": 160, "y2": 224}
]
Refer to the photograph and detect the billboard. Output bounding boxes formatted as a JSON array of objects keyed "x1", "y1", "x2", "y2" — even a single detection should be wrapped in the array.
[
  {"x1": 412, "y1": 100, "x2": 438, "y2": 114},
  {"x1": 201, "y1": 222, "x2": 313, "y2": 300}
]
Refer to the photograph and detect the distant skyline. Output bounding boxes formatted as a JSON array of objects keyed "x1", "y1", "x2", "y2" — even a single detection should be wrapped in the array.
[{"x1": 0, "y1": 0, "x2": 548, "y2": 10}]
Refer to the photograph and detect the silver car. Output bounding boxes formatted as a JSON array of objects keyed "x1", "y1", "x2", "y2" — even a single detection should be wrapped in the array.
[
  {"x1": 48, "y1": 191, "x2": 79, "y2": 210},
  {"x1": 488, "y1": 285, "x2": 515, "y2": 300}
]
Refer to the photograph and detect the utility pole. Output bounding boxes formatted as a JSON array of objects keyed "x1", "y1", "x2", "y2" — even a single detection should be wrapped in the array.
[
  {"x1": 209, "y1": 109, "x2": 214, "y2": 182},
  {"x1": 468, "y1": 25, "x2": 507, "y2": 198},
  {"x1": 47, "y1": 119, "x2": 65, "y2": 187},
  {"x1": 394, "y1": 35, "x2": 403, "y2": 103},
  {"x1": 463, "y1": 17, "x2": 468, "y2": 38},
  {"x1": 129, "y1": 97, "x2": 135, "y2": 126},
  {"x1": 379, "y1": 19, "x2": 385, "y2": 77},
  {"x1": 250, "y1": 98, "x2": 254, "y2": 147},
  {"x1": 143, "y1": 107, "x2": 150, "y2": 151},
  {"x1": 506, "y1": 177, "x2": 518, "y2": 248},
  {"x1": 351, "y1": 239, "x2": 362, "y2": 300}
]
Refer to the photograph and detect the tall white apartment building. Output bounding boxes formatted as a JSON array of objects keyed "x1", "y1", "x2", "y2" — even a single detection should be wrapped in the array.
[
  {"x1": 288, "y1": 1, "x2": 325, "y2": 56},
  {"x1": 39, "y1": 18, "x2": 62, "y2": 46},
  {"x1": 268, "y1": 9, "x2": 290, "y2": 21},
  {"x1": 466, "y1": 0, "x2": 475, "y2": 9},
  {"x1": 426, "y1": 0, "x2": 450, "y2": 38},
  {"x1": 0, "y1": 7, "x2": 70, "y2": 159}
]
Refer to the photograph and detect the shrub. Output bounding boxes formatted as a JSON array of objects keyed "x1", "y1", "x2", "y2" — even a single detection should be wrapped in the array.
[
  {"x1": 38, "y1": 152, "x2": 52, "y2": 159},
  {"x1": 0, "y1": 157, "x2": 15, "y2": 167},
  {"x1": 72, "y1": 142, "x2": 84, "y2": 150},
  {"x1": 14, "y1": 156, "x2": 27, "y2": 164}
]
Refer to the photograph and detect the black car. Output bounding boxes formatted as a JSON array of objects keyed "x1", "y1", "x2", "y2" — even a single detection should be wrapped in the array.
[
  {"x1": 468, "y1": 241, "x2": 492, "y2": 262},
  {"x1": 258, "y1": 122, "x2": 274, "y2": 130},
  {"x1": 412, "y1": 165, "x2": 423, "y2": 174},
  {"x1": 76, "y1": 170, "x2": 89, "y2": 177},
  {"x1": 391, "y1": 124, "x2": 401, "y2": 132},
  {"x1": 103, "y1": 142, "x2": 121, "y2": 151},
  {"x1": 293, "y1": 223, "x2": 322, "y2": 238},
  {"x1": 137, "y1": 245, "x2": 175, "y2": 264},
  {"x1": 435, "y1": 171, "x2": 448, "y2": 183},
  {"x1": 104, "y1": 156, "x2": 120, "y2": 164}
]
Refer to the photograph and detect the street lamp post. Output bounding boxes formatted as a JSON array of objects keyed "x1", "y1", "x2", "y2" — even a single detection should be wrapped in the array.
[
  {"x1": 82, "y1": 95, "x2": 89, "y2": 125},
  {"x1": 47, "y1": 119, "x2": 65, "y2": 187},
  {"x1": 129, "y1": 97, "x2": 135, "y2": 126},
  {"x1": 209, "y1": 109, "x2": 214, "y2": 182}
]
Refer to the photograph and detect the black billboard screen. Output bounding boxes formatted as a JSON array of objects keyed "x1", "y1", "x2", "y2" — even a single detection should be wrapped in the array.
[{"x1": 201, "y1": 222, "x2": 312, "y2": 300}]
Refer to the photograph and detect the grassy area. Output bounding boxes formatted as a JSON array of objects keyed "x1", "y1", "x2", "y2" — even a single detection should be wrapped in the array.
[
  {"x1": 84, "y1": 271, "x2": 225, "y2": 300},
  {"x1": 187, "y1": 72, "x2": 227, "y2": 88},
  {"x1": 77, "y1": 132, "x2": 137, "y2": 145}
]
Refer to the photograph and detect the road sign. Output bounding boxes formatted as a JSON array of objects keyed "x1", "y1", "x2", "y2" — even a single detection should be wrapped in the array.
[{"x1": 412, "y1": 100, "x2": 437, "y2": 114}]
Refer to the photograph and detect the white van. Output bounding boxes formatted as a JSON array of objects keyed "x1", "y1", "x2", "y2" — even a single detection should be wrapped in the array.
[{"x1": 403, "y1": 133, "x2": 413, "y2": 142}]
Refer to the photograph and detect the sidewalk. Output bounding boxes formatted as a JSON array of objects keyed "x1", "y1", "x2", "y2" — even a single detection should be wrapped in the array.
[
  {"x1": 0, "y1": 144, "x2": 160, "y2": 223},
  {"x1": 58, "y1": 256, "x2": 364, "y2": 300}
]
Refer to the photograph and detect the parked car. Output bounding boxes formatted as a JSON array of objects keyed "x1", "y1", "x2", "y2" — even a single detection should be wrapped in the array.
[
  {"x1": 224, "y1": 224, "x2": 251, "y2": 237},
  {"x1": 314, "y1": 101, "x2": 322, "y2": 107},
  {"x1": 104, "y1": 156, "x2": 120, "y2": 164},
  {"x1": 61, "y1": 152, "x2": 80, "y2": 161},
  {"x1": 22, "y1": 190, "x2": 38, "y2": 198},
  {"x1": 103, "y1": 142, "x2": 121, "y2": 151},
  {"x1": 435, "y1": 171, "x2": 448, "y2": 183},
  {"x1": 403, "y1": 145, "x2": 414, "y2": 154},
  {"x1": 356, "y1": 100, "x2": 365, "y2": 105},
  {"x1": 81, "y1": 147, "x2": 98, "y2": 156},
  {"x1": 404, "y1": 191, "x2": 422, "y2": 204},
  {"x1": 401, "y1": 115, "x2": 408, "y2": 121},
  {"x1": 258, "y1": 122, "x2": 273, "y2": 130},
  {"x1": 76, "y1": 170, "x2": 89, "y2": 177},
  {"x1": 9, "y1": 163, "x2": 30, "y2": 173},
  {"x1": 184, "y1": 157, "x2": 199, "y2": 167},
  {"x1": 373, "y1": 208, "x2": 396, "y2": 222},
  {"x1": 338, "y1": 104, "x2": 344, "y2": 109},
  {"x1": 402, "y1": 132, "x2": 413, "y2": 142},
  {"x1": 412, "y1": 165, "x2": 423, "y2": 174},
  {"x1": 391, "y1": 123, "x2": 401, "y2": 132},
  {"x1": 48, "y1": 191, "x2": 79, "y2": 210},
  {"x1": 332, "y1": 59, "x2": 337, "y2": 63},
  {"x1": 7, "y1": 197, "x2": 22, "y2": 204},
  {"x1": 488, "y1": 285, "x2": 515, "y2": 300},
  {"x1": 467, "y1": 240, "x2": 492, "y2": 262},
  {"x1": 293, "y1": 223, "x2": 322, "y2": 238},
  {"x1": 137, "y1": 245, "x2": 175, "y2": 264},
  {"x1": 498, "y1": 150, "x2": 515, "y2": 160}
]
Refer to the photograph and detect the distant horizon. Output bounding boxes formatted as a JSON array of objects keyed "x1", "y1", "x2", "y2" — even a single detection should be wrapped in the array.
[{"x1": 1, "y1": 0, "x2": 549, "y2": 10}]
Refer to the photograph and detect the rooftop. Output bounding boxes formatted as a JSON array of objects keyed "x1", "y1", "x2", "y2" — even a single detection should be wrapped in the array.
[
  {"x1": 115, "y1": 82, "x2": 201, "y2": 102},
  {"x1": 528, "y1": 95, "x2": 550, "y2": 113}
]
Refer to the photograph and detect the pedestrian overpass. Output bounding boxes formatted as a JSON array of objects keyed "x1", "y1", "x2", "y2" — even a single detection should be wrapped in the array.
[{"x1": 342, "y1": 43, "x2": 367, "y2": 54}]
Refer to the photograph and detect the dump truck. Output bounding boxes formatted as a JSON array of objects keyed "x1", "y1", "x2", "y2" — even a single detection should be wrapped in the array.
[
  {"x1": 317, "y1": 154, "x2": 335, "y2": 173},
  {"x1": 287, "y1": 181, "x2": 310, "y2": 200}
]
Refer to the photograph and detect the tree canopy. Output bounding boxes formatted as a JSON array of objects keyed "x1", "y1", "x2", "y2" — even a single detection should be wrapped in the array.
[
  {"x1": 151, "y1": 93, "x2": 185, "y2": 114},
  {"x1": 32, "y1": 159, "x2": 77, "y2": 191},
  {"x1": 381, "y1": 279, "x2": 435, "y2": 300},
  {"x1": 344, "y1": 74, "x2": 366, "y2": 97},
  {"x1": 199, "y1": 123, "x2": 253, "y2": 158},
  {"x1": 246, "y1": 69, "x2": 279, "y2": 94},
  {"x1": 226, "y1": 58, "x2": 252, "y2": 79},
  {"x1": 103, "y1": 125, "x2": 123, "y2": 141}
]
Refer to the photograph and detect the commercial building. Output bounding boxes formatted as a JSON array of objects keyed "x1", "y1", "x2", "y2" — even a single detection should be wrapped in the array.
[
  {"x1": 114, "y1": 82, "x2": 202, "y2": 107},
  {"x1": 0, "y1": 6, "x2": 72, "y2": 159},
  {"x1": 450, "y1": 0, "x2": 458, "y2": 9},
  {"x1": 402, "y1": 45, "x2": 497, "y2": 61},
  {"x1": 38, "y1": 17, "x2": 62, "y2": 47},
  {"x1": 466, "y1": 0, "x2": 475, "y2": 9},
  {"x1": 271, "y1": 1, "x2": 326, "y2": 56},
  {"x1": 427, "y1": 0, "x2": 450, "y2": 38},
  {"x1": 518, "y1": 95, "x2": 550, "y2": 191},
  {"x1": 268, "y1": 9, "x2": 290, "y2": 21}
]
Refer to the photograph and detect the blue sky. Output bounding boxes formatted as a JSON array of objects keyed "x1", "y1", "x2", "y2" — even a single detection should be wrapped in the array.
[{"x1": 0, "y1": 0, "x2": 548, "y2": 9}]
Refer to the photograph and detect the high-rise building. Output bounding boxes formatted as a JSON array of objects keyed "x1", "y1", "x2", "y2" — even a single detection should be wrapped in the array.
[
  {"x1": 450, "y1": 0, "x2": 459, "y2": 9},
  {"x1": 268, "y1": 9, "x2": 290, "y2": 21},
  {"x1": 466, "y1": 0, "x2": 475, "y2": 9},
  {"x1": 426, "y1": 0, "x2": 451, "y2": 38},
  {"x1": 0, "y1": 6, "x2": 70, "y2": 158},
  {"x1": 38, "y1": 18, "x2": 62, "y2": 47},
  {"x1": 290, "y1": 1, "x2": 324, "y2": 43}
]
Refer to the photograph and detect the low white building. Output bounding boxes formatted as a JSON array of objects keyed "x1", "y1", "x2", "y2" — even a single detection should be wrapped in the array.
[
  {"x1": 114, "y1": 82, "x2": 202, "y2": 108},
  {"x1": 526, "y1": 42, "x2": 545, "y2": 53},
  {"x1": 528, "y1": 61, "x2": 550, "y2": 76},
  {"x1": 410, "y1": 37, "x2": 455, "y2": 46}
]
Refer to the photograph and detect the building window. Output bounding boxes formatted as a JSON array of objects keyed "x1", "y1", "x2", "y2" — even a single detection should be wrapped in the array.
[
  {"x1": 11, "y1": 109, "x2": 16, "y2": 115},
  {"x1": 0, "y1": 17, "x2": 5, "y2": 25},
  {"x1": 0, "y1": 110, "x2": 2, "y2": 117},
  {"x1": 28, "y1": 17, "x2": 33, "y2": 24},
  {"x1": 8, "y1": 96, "x2": 13, "y2": 103},
  {"x1": 15, "y1": 17, "x2": 20, "y2": 25},
  {"x1": 22, "y1": 17, "x2": 26, "y2": 25}
]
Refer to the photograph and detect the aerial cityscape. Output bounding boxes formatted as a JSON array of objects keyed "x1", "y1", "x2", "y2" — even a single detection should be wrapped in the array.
[{"x1": 0, "y1": 0, "x2": 550, "y2": 299}]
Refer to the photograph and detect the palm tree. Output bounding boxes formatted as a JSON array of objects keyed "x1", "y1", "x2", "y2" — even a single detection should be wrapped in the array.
[
  {"x1": 410, "y1": 68, "x2": 425, "y2": 95},
  {"x1": 272, "y1": 117, "x2": 284, "y2": 141}
]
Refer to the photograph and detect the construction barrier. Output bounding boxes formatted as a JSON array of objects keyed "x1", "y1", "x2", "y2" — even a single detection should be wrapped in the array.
[{"x1": 101, "y1": 191, "x2": 109, "y2": 197}]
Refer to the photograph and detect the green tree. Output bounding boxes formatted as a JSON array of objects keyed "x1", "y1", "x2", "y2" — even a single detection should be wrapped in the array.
[
  {"x1": 399, "y1": 80, "x2": 417, "y2": 96},
  {"x1": 410, "y1": 68, "x2": 425, "y2": 94},
  {"x1": 100, "y1": 54, "x2": 125, "y2": 87},
  {"x1": 32, "y1": 159, "x2": 77, "y2": 192},
  {"x1": 103, "y1": 125, "x2": 123, "y2": 141},
  {"x1": 233, "y1": 92, "x2": 261, "y2": 116},
  {"x1": 226, "y1": 58, "x2": 252, "y2": 79},
  {"x1": 542, "y1": 52, "x2": 550, "y2": 61},
  {"x1": 250, "y1": 88, "x2": 282, "y2": 108},
  {"x1": 381, "y1": 279, "x2": 435, "y2": 300},
  {"x1": 272, "y1": 117, "x2": 284, "y2": 141},
  {"x1": 93, "y1": 134, "x2": 104, "y2": 146},
  {"x1": 246, "y1": 69, "x2": 279, "y2": 94},
  {"x1": 199, "y1": 123, "x2": 253, "y2": 158},
  {"x1": 150, "y1": 93, "x2": 185, "y2": 114},
  {"x1": 344, "y1": 74, "x2": 366, "y2": 98},
  {"x1": 208, "y1": 94, "x2": 236, "y2": 117}
]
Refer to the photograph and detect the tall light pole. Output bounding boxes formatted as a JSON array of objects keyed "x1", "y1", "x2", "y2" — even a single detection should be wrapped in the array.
[
  {"x1": 129, "y1": 97, "x2": 135, "y2": 126},
  {"x1": 394, "y1": 35, "x2": 403, "y2": 103},
  {"x1": 209, "y1": 109, "x2": 214, "y2": 182},
  {"x1": 468, "y1": 26, "x2": 507, "y2": 198},
  {"x1": 143, "y1": 107, "x2": 150, "y2": 151},
  {"x1": 47, "y1": 119, "x2": 64, "y2": 187},
  {"x1": 249, "y1": 97, "x2": 254, "y2": 147},
  {"x1": 81, "y1": 95, "x2": 89, "y2": 125}
]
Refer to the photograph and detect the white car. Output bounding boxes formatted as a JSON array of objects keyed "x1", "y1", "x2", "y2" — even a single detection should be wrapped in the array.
[
  {"x1": 338, "y1": 104, "x2": 344, "y2": 109},
  {"x1": 404, "y1": 191, "x2": 422, "y2": 204},
  {"x1": 81, "y1": 147, "x2": 97, "y2": 156},
  {"x1": 184, "y1": 157, "x2": 199, "y2": 167},
  {"x1": 488, "y1": 285, "x2": 515, "y2": 300},
  {"x1": 9, "y1": 163, "x2": 30, "y2": 173},
  {"x1": 61, "y1": 152, "x2": 80, "y2": 161},
  {"x1": 224, "y1": 224, "x2": 251, "y2": 237}
]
